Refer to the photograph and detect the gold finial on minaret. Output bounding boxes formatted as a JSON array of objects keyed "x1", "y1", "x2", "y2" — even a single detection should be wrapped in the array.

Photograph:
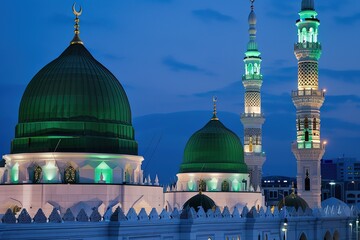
[
  {"x1": 212, "y1": 96, "x2": 219, "y2": 120},
  {"x1": 70, "y1": 3, "x2": 83, "y2": 45}
]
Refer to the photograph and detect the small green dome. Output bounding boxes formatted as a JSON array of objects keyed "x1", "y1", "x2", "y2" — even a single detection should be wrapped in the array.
[
  {"x1": 11, "y1": 43, "x2": 137, "y2": 155},
  {"x1": 180, "y1": 116, "x2": 247, "y2": 173},
  {"x1": 182, "y1": 193, "x2": 216, "y2": 212},
  {"x1": 277, "y1": 193, "x2": 310, "y2": 211}
]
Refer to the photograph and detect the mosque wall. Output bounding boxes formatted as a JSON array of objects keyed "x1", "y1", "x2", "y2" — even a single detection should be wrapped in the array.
[{"x1": 0, "y1": 184, "x2": 164, "y2": 217}]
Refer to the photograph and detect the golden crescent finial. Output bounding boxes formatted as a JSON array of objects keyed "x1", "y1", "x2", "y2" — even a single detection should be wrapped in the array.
[
  {"x1": 70, "y1": 3, "x2": 83, "y2": 45},
  {"x1": 72, "y1": 3, "x2": 82, "y2": 17},
  {"x1": 212, "y1": 96, "x2": 218, "y2": 120}
]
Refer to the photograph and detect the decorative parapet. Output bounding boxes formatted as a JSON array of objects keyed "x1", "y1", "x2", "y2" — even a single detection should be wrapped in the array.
[
  {"x1": 294, "y1": 42, "x2": 321, "y2": 51},
  {"x1": 1, "y1": 203, "x2": 352, "y2": 225}
]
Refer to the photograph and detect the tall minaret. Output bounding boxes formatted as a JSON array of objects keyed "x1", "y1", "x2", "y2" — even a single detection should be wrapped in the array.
[
  {"x1": 292, "y1": 0, "x2": 325, "y2": 208},
  {"x1": 240, "y1": 0, "x2": 265, "y2": 190}
]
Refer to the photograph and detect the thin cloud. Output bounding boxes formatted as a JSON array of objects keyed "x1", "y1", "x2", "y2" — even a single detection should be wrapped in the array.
[
  {"x1": 192, "y1": 9, "x2": 236, "y2": 23},
  {"x1": 162, "y1": 56, "x2": 214, "y2": 76}
]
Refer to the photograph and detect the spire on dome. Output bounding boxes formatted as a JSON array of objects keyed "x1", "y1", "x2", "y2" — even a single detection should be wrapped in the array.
[
  {"x1": 70, "y1": 3, "x2": 83, "y2": 45},
  {"x1": 301, "y1": 0, "x2": 315, "y2": 11},
  {"x1": 211, "y1": 96, "x2": 218, "y2": 120}
]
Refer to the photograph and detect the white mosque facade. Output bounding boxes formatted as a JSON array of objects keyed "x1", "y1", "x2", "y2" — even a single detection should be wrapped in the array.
[{"x1": 0, "y1": 1, "x2": 357, "y2": 240}]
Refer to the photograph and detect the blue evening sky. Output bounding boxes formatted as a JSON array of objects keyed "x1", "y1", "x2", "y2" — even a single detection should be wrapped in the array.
[{"x1": 0, "y1": 0, "x2": 359, "y2": 183}]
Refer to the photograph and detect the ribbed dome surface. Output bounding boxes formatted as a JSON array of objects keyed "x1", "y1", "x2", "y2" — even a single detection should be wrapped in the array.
[
  {"x1": 301, "y1": 0, "x2": 315, "y2": 10},
  {"x1": 12, "y1": 43, "x2": 138, "y2": 155},
  {"x1": 277, "y1": 193, "x2": 310, "y2": 211},
  {"x1": 180, "y1": 118, "x2": 247, "y2": 173},
  {"x1": 182, "y1": 193, "x2": 216, "y2": 212}
]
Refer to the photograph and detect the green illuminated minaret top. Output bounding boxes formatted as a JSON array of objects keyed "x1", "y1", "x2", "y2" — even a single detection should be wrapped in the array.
[
  {"x1": 295, "y1": 0, "x2": 322, "y2": 91},
  {"x1": 245, "y1": 0, "x2": 261, "y2": 60}
]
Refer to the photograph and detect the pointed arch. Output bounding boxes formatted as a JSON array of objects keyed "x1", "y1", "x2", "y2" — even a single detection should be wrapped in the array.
[
  {"x1": 333, "y1": 230, "x2": 340, "y2": 240},
  {"x1": 64, "y1": 164, "x2": 76, "y2": 184},
  {"x1": 313, "y1": 118, "x2": 317, "y2": 130},
  {"x1": 304, "y1": 117, "x2": 309, "y2": 129},
  {"x1": 34, "y1": 165, "x2": 42, "y2": 183},
  {"x1": 305, "y1": 169, "x2": 310, "y2": 191},
  {"x1": 95, "y1": 162, "x2": 113, "y2": 183},
  {"x1": 248, "y1": 63, "x2": 254, "y2": 75},
  {"x1": 198, "y1": 179, "x2": 206, "y2": 192},
  {"x1": 221, "y1": 180, "x2": 230, "y2": 192},
  {"x1": 305, "y1": 130, "x2": 309, "y2": 142},
  {"x1": 324, "y1": 231, "x2": 331, "y2": 240},
  {"x1": 299, "y1": 232, "x2": 307, "y2": 240},
  {"x1": 11, "y1": 163, "x2": 19, "y2": 183}
]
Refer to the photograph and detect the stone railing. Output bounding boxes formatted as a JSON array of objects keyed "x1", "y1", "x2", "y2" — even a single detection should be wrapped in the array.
[
  {"x1": 291, "y1": 89, "x2": 325, "y2": 98},
  {"x1": 294, "y1": 42, "x2": 322, "y2": 51},
  {"x1": 241, "y1": 113, "x2": 264, "y2": 118}
]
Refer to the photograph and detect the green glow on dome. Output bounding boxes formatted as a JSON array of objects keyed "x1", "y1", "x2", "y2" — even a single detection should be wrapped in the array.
[
  {"x1": 95, "y1": 162, "x2": 113, "y2": 183},
  {"x1": 180, "y1": 118, "x2": 247, "y2": 174},
  {"x1": 12, "y1": 43, "x2": 138, "y2": 155},
  {"x1": 11, "y1": 163, "x2": 19, "y2": 183}
]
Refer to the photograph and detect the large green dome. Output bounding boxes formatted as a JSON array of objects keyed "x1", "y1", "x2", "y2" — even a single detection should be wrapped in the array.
[
  {"x1": 11, "y1": 42, "x2": 137, "y2": 155},
  {"x1": 180, "y1": 115, "x2": 247, "y2": 174}
]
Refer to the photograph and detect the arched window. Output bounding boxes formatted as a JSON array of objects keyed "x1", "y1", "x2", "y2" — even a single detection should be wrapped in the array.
[
  {"x1": 249, "y1": 136, "x2": 253, "y2": 152},
  {"x1": 64, "y1": 165, "x2": 76, "y2": 184},
  {"x1": 305, "y1": 130, "x2": 309, "y2": 142},
  {"x1": 199, "y1": 179, "x2": 206, "y2": 192},
  {"x1": 254, "y1": 63, "x2": 258, "y2": 74},
  {"x1": 299, "y1": 233, "x2": 307, "y2": 240},
  {"x1": 248, "y1": 63, "x2": 254, "y2": 75},
  {"x1": 302, "y1": 28, "x2": 307, "y2": 43},
  {"x1": 305, "y1": 170, "x2": 310, "y2": 191},
  {"x1": 333, "y1": 230, "x2": 340, "y2": 240},
  {"x1": 34, "y1": 165, "x2": 42, "y2": 183},
  {"x1": 309, "y1": 28, "x2": 314, "y2": 42},
  {"x1": 304, "y1": 117, "x2": 309, "y2": 129},
  {"x1": 313, "y1": 118, "x2": 317, "y2": 130},
  {"x1": 222, "y1": 180, "x2": 230, "y2": 192},
  {"x1": 323, "y1": 231, "x2": 331, "y2": 240}
]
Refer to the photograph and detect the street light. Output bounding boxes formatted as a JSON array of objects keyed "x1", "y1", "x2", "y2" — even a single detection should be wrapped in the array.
[
  {"x1": 356, "y1": 219, "x2": 359, "y2": 240},
  {"x1": 329, "y1": 181, "x2": 336, "y2": 198},
  {"x1": 282, "y1": 218, "x2": 288, "y2": 240},
  {"x1": 350, "y1": 223, "x2": 353, "y2": 240}
]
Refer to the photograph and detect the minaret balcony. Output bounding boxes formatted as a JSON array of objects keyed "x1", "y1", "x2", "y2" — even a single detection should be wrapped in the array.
[
  {"x1": 242, "y1": 74, "x2": 262, "y2": 81},
  {"x1": 241, "y1": 113, "x2": 265, "y2": 125},
  {"x1": 292, "y1": 141, "x2": 325, "y2": 150},
  {"x1": 292, "y1": 89, "x2": 325, "y2": 108},
  {"x1": 241, "y1": 113, "x2": 264, "y2": 118},
  {"x1": 294, "y1": 42, "x2": 321, "y2": 51},
  {"x1": 292, "y1": 89, "x2": 324, "y2": 97}
]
